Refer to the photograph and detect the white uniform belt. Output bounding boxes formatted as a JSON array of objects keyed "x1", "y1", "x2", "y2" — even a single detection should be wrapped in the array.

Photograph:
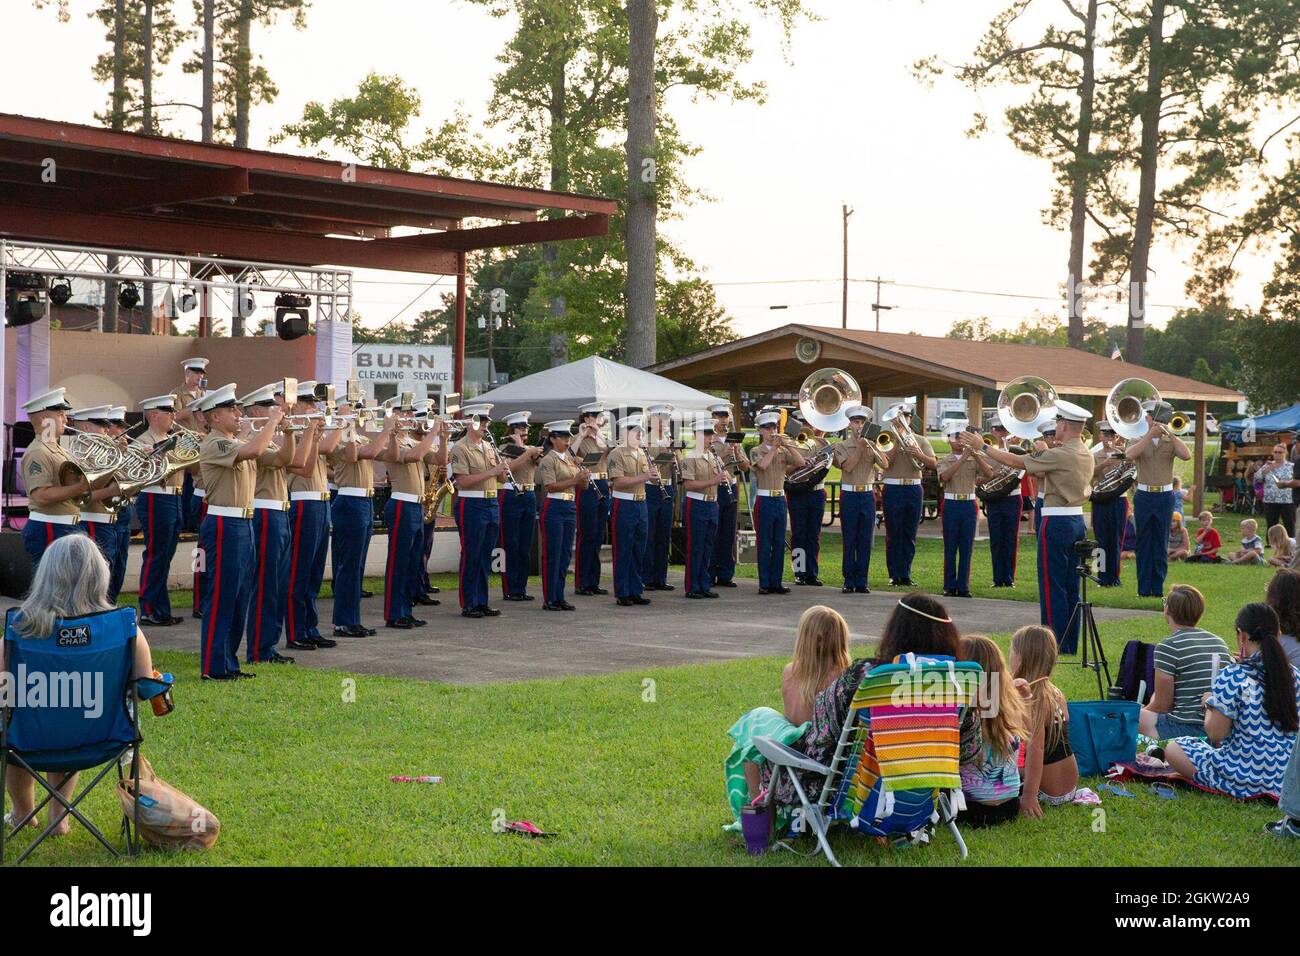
[
  {"x1": 612, "y1": 490, "x2": 646, "y2": 501},
  {"x1": 1006, "y1": 489, "x2": 1022, "y2": 496},
  {"x1": 457, "y1": 489, "x2": 492, "y2": 499},
  {"x1": 390, "y1": 491, "x2": 421, "y2": 503},
  {"x1": 1137, "y1": 482, "x2": 1174, "y2": 493},
  {"x1": 756, "y1": 489, "x2": 784, "y2": 497},
  {"x1": 685, "y1": 491, "x2": 715, "y2": 501},
  {"x1": 882, "y1": 478, "x2": 919, "y2": 486},
  {"x1": 944, "y1": 493, "x2": 975, "y2": 501},
  {"x1": 798, "y1": 483, "x2": 825, "y2": 492},
  {"x1": 502, "y1": 483, "x2": 534, "y2": 491},
  {"x1": 79, "y1": 511, "x2": 112, "y2": 524},
  {"x1": 207, "y1": 505, "x2": 253, "y2": 519},
  {"x1": 140, "y1": 485, "x2": 181, "y2": 495},
  {"x1": 840, "y1": 483, "x2": 874, "y2": 494},
  {"x1": 547, "y1": 492, "x2": 575, "y2": 501},
  {"x1": 589, "y1": 473, "x2": 609, "y2": 480},
  {"x1": 1041, "y1": 505, "x2": 1084, "y2": 516},
  {"x1": 29, "y1": 512, "x2": 78, "y2": 525},
  {"x1": 290, "y1": 491, "x2": 329, "y2": 501},
  {"x1": 192, "y1": 488, "x2": 206, "y2": 498},
  {"x1": 338, "y1": 486, "x2": 373, "y2": 497},
  {"x1": 253, "y1": 498, "x2": 289, "y2": 511}
]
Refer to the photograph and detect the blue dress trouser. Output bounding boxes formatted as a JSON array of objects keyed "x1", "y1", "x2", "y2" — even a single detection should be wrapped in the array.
[
  {"x1": 882, "y1": 483, "x2": 922, "y2": 582},
  {"x1": 753, "y1": 494, "x2": 788, "y2": 590},
  {"x1": 22, "y1": 520, "x2": 83, "y2": 569},
  {"x1": 642, "y1": 481, "x2": 674, "y2": 586},
  {"x1": 1133, "y1": 489, "x2": 1174, "y2": 596},
  {"x1": 985, "y1": 493, "x2": 1023, "y2": 586},
  {"x1": 1091, "y1": 495, "x2": 1128, "y2": 586},
  {"x1": 683, "y1": 496, "x2": 719, "y2": 594},
  {"x1": 1033, "y1": 495, "x2": 1043, "y2": 535},
  {"x1": 249, "y1": 506, "x2": 289, "y2": 661},
  {"x1": 840, "y1": 489, "x2": 875, "y2": 590},
  {"x1": 711, "y1": 480, "x2": 739, "y2": 584},
  {"x1": 331, "y1": 494, "x2": 372, "y2": 627},
  {"x1": 540, "y1": 496, "x2": 576, "y2": 604},
  {"x1": 416, "y1": 519, "x2": 435, "y2": 596},
  {"x1": 575, "y1": 478, "x2": 610, "y2": 590},
  {"x1": 383, "y1": 497, "x2": 423, "y2": 622},
  {"x1": 85, "y1": 517, "x2": 128, "y2": 605},
  {"x1": 612, "y1": 496, "x2": 649, "y2": 598},
  {"x1": 942, "y1": 498, "x2": 977, "y2": 593},
  {"x1": 498, "y1": 488, "x2": 537, "y2": 598},
  {"x1": 456, "y1": 495, "x2": 498, "y2": 610},
  {"x1": 199, "y1": 513, "x2": 254, "y2": 677},
  {"x1": 287, "y1": 499, "x2": 329, "y2": 643},
  {"x1": 787, "y1": 489, "x2": 825, "y2": 579},
  {"x1": 1038, "y1": 512, "x2": 1087, "y2": 654},
  {"x1": 137, "y1": 492, "x2": 181, "y2": 620}
]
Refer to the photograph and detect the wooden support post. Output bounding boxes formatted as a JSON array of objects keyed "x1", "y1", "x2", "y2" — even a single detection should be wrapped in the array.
[
  {"x1": 454, "y1": 251, "x2": 466, "y2": 394},
  {"x1": 730, "y1": 384, "x2": 743, "y2": 425},
  {"x1": 967, "y1": 386, "x2": 984, "y2": 432},
  {"x1": 917, "y1": 393, "x2": 928, "y2": 436},
  {"x1": 1092, "y1": 394, "x2": 1106, "y2": 431},
  {"x1": 1193, "y1": 399, "x2": 1207, "y2": 516}
]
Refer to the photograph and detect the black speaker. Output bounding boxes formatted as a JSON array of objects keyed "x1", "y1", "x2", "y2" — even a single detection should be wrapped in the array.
[{"x1": 0, "y1": 531, "x2": 33, "y2": 598}]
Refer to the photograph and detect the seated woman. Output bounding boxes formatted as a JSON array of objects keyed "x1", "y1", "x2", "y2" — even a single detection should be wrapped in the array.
[
  {"x1": 1139, "y1": 584, "x2": 1230, "y2": 741},
  {"x1": 725, "y1": 605, "x2": 852, "y2": 822},
  {"x1": 759, "y1": 592, "x2": 962, "y2": 810},
  {"x1": 1011, "y1": 624, "x2": 1079, "y2": 817},
  {"x1": 1266, "y1": 569, "x2": 1300, "y2": 670},
  {"x1": 3, "y1": 534, "x2": 156, "y2": 836},
  {"x1": 958, "y1": 635, "x2": 1028, "y2": 829},
  {"x1": 1167, "y1": 512, "x2": 1191, "y2": 562},
  {"x1": 1267, "y1": 523, "x2": 1297, "y2": 569},
  {"x1": 1165, "y1": 603, "x2": 1300, "y2": 798}
]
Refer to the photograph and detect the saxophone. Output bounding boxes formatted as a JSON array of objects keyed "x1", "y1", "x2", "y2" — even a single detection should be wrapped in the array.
[{"x1": 423, "y1": 465, "x2": 455, "y2": 523}]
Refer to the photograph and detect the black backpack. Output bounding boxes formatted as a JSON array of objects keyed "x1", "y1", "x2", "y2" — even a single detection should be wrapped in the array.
[{"x1": 1111, "y1": 639, "x2": 1156, "y2": 704}]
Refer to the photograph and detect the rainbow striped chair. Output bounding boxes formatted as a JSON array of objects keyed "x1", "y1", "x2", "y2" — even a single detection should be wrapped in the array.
[{"x1": 755, "y1": 653, "x2": 982, "y2": 866}]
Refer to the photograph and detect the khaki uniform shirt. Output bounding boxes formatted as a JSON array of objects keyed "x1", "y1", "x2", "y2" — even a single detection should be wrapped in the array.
[
  {"x1": 450, "y1": 437, "x2": 498, "y2": 496},
  {"x1": 1023, "y1": 438, "x2": 1093, "y2": 507},
  {"x1": 200, "y1": 433, "x2": 256, "y2": 510},
  {"x1": 536, "y1": 448, "x2": 581, "y2": 492},
  {"x1": 254, "y1": 433, "x2": 292, "y2": 503},
  {"x1": 1133, "y1": 435, "x2": 1177, "y2": 486},
  {"x1": 23, "y1": 438, "x2": 80, "y2": 517},
  {"x1": 749, "y1": 441, "x2": 801, "y2": 491},
  {"x1": 832, "y1": 438, "x2": 878, "y2": 487},
  {"x1": 608, "y1": 445, "x2": 651, "y2": 491},
  {"x1": 882, "y1": 433, "x2": 935, "y2": 480},
  {"x1": 171, "y1": 384, "x2": 203, "y2": 424},
  {"x1": 939, "y1": 454, "x2": 980, "y2": 496},
  {"x1": 644, "y1": 434, "x2": 676, "y2": 482},
  {"x1": 288, "y1": 443, "x2": 329, "y2": 495},
  {"x1": 680, "y1": 454, "x2": 720, "y2": 501},
  {"x1": 500, "y1": 443, "x2": 538, "y2": 485},
  {"x1": 385, "y1": 437, "x2": 425, "y2": 496},
  {"x1": 330, "y1": 444, "x2": 374, "y2": 491},
  {"x1": 711, "y1": 431, "x2": 748, "y2": 488},
  {"x1": 141, "y1": 429, "x2": 184, "y2": 489},
  {"x1": 574, "y1": 432, "x2": 612, "y2": 477}
]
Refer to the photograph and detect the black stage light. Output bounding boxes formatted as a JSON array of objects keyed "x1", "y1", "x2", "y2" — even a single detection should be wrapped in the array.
[
  {"x1": 118, "y1": 282, "x2": 141, "y2": 310},
  {"x1": 48, "y1": 276, "x2": 73, "y2": 306},
  {"x1": 274, "y1": 292, "x2": 311, "y2": 341}
]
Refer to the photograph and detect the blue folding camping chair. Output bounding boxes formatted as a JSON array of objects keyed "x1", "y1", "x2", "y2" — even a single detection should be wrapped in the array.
[{"x1": 1, "y1": 606, "x2": 147, "y2": 864}]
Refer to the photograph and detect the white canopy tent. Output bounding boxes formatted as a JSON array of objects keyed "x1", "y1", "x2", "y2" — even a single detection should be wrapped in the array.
[{"x1": 471, "y1": 355, "x2": 723, "y2": 421}]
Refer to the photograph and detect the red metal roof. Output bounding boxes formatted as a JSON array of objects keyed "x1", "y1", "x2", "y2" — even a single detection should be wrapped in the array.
[{"x1": 0, "y1": 113, "x2": 615, "y2": 273}]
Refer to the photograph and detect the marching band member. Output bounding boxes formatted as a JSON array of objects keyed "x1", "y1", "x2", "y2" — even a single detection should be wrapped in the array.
[
  {"x1": 967, "y1": 400, "x2": 1095, "y2": 654},
  {"x1": 450, "y1": 404, "x2": 506, "y2": 618},
  {"x1": 681, "y1": 415, "x2": 725, "y2": 599},
  {"x1": 241, "y1": 383, "x2": 312, "y2": 663},
  {"x1": 1031, "y1": 417, "x2": 1057, "y2": 535},
  {"x1": 749, "y1": 409, "x2": 806, "y2": 594},
  {"x1": 1090, "y1": 421, "x2": 1129, "y2": 588},
  {"x1": 984, "y1": 422, "x2": 1024, "y2": 588},
  {"x1": 833, "y1": 404, "x2": 887, "y2": 594},
  {"x1": 642, "y1": 404, "x2": 676, "y2": 592},
  {"x1": 173, "y1": 358, "x2": 208, "y2": 532},
  {"x1": 331, "y1": 400, "x2": 399, "y2": 637},
  {"x1": 380, "y1": 397, "x2": 439, "y2": 628},
  {"x1": 498, "y1": 411, "x2": 544, "y2": 601},
  {"x1": 607, "y1": 413, "x2": 654, "y2": 606},
  {"x1": 194, "y1": 382, "x2": 282, "y2": 680},
  {"x1": 103, "y1": 405, "x2": 135, "y2": 603},
  {"x1": 21, "y1": 388, "x2": 88, "y2": 567},
  {"x1": 938, "y1": 421, "x2": 991, "y2": 598},
  {"x1": 67, "y1": 405, "x2": 130, "y2": 603},
  {"x1": 787, "y1": 419, "x2": 829, "y2": 586},
  {"x1": 1124, "y1": 403, "x2": 1191, "y2": 598},
  {"x1": 708, "y1": 402, "x2": 749, "y2": 589},
  {"x1": 412, "y1": 400, "x2": 446, "y2": 606},
  {"x1": 188, "y1": 397, "x2": 209, "y2": 619},
  {"x1": 880, "y1": 403, "x2": 938, "y2": 587},
  {"x1": 136, "y1": 393, "x2": 186, "y2": 626},
  {"x1": 285, "y1": 381, "x2": 344, "y2": 650},
  {"x1": 536, "y1": 421, "x2": 586, "y2": 611},
  {"x1": 573, "y1": 402, "x2": 613, "y2": 596}
]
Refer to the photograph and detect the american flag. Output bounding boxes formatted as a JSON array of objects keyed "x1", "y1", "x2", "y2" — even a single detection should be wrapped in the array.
[{"x1": 1111, "y1": 345, "x2": 1123, "y2": 361}]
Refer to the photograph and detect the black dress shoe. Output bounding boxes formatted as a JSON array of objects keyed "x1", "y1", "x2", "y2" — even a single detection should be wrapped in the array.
[
  {"x1": 842, "y1": 586, "x2": 855, "y2": 594},
  {"x1": 772, "y1": 586, "x2": 791, "y2": 594},
  {"x1": 461, "y1": 608, "x2": 485, "y2": 619},
  {"x1": 386, "y1": 618, "x2": 415, "y2": 629},
  {"x1": 201, "y1": 673, "x2": 240, "y2": 682},
  {"x1": 309, "y1": 636, "x2": 338, "y2": 648},
  {"x1": 361, "y1": 589, "x2": 374, "y2": 598},
  {"x1": 758, "y1": 588, "x2": 772, "y2": 595},
  {"x1": 617, "y1": 596, "x2": 635, "y2": 606},
  {"x1": 140, "y1": 615, "x2": 176, "y2": 627},
  {"x1": 806, "y1": 577, "x2": 824, "y2": 587},
  {"x1": 543, "y1": 602, "x2": 560, "y2": 610},
  {"x1": 713, "y1": 580, "x2": 738, "y2": 588},
  {"x1": 958, "y1": 590, "x2": 973, "y2": 598},
  {"x1": 503, "y1": 594, "x2": 524, "y2": 602},
  {"x1": 233, "y1": 671, "x2": 256, "y2": 679},
  {"x1": 856, "y1": 586, "x2": 870, "y2": 594},
  {"x1": 903, "y1": 578, "x2": 917, "y2": 587},
  {"x1": 515, "y1": 594, "x2": 535, "y2": 601},
  {"x1": 413, "y1": 594, "x2": 439, "y2": 606},
  {"x1": 191, "y1": 610, "x2": 202, "y2": 619},
  {"x1": 477, "y1": 606, "x2": 501, "y2": 617},
  {"x1": 589, "y1": 587, "x2": 609, "y2": 596},
  {"x1": 574, "y1": 587, "x2": 595, "y2": 596},
  {"x1": 286, "y1": 638, "x2": 318, "y2": 649},
  {"x1": 657, "y1": 583, "x2": 675, "y2": 592},
  {"x1": 333, "y1": 626, "x2": 370, "y2": 638},
  {"x1": 265, "y1": 653, "x2": 295, "y2": 664},
  {"x1": 559, "y1": 601, "x2": 576, "y2": 611},
  {"x1": 428, "y1": 586, "x2": 440, "y2": 594},
  {"x1": 686, "y1": 590, "x2": 705, "y2": 599},
  {"x1": 703, "y1": 590, "x2": 719, "y2": 598},
  {"x1": 794, "y1": 576, "x2": 808, "y2": 586},
  {"x1": 631, "y1": 595, "x2": 651, "y2": 605},
  {"x1": 944, "y1": 589, "x2": 957, "y2": 597}
]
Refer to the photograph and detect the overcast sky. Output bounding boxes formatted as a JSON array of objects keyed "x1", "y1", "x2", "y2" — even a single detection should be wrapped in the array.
[{"x1": 0, "y1": 0, "x2": 1281, "y2": 342}]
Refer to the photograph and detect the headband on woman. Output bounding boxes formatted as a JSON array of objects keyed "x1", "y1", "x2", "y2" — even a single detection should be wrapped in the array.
[{"x1": 897, "y1": 599, "x2": 952, "y2": 624}]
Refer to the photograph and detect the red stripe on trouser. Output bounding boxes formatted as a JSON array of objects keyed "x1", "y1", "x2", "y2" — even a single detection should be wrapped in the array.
[
  {"x1": 202, "y1": 517, "x2": 224, "y2": 675},
  {"x1": 540, "y1": 498, "x2": 550, "y2": 603},
  {"x1": 140, "y1": 493, "x2": 154, "y2": 616},
  {"x1": 287, "y1": 503, "x2": 304, "y2": 641},
  {"x1": 251, "y1": 509, "x2": 269, "y2": 660},
  {"x1": 46, "y1": 522, "x2": 55, "y2": 546},
  {"x1": 457, "y1": 496, "x2": 467, "y2": 609},
  {"x1": 385, "y1": 501, "x2": 401, "y2": 621},
  {"x1": 1040, "y1": 516, "x2": 1053, "y2": 632}
]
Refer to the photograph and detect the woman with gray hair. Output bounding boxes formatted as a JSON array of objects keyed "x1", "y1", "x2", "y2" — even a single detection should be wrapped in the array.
[{"x1": 4, "y1": 534, "x2": 155, "y2": 836}]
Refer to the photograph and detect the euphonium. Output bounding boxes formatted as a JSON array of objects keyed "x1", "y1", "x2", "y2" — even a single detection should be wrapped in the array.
[{"x1": 60, "y1": 430, "x2": 128, "y2": 508}]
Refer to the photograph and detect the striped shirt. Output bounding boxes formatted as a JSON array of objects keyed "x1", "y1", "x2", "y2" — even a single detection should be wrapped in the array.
[{"x1": 1154, "y1": 627, "x2": 1231, "y2": 723}]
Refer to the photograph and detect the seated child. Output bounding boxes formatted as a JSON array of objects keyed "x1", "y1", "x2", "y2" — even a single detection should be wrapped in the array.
[
  {"x1": 1267, "y1": 523, "x2": 1297, "y2": 568},
  {"x1": 1167, "y1": 511, "x2": 1191, "y2": 561},
  {"x1": 1172, "y1": 476, "x2": 1189, "y2": 519},
  {"x1": 1010, "y1": 625, "x2": 1080, "y2": 817},
  {"x1": 1187, "y1": 511, "x2": 1221, "y2": 562},
  {"x1": 1224, "y1": 518, "x2": 1265, "y2": 565},
  {"x1": 1139, "y1": 584, "x2": 1230, "y2": 740},
  {"x1": 958, "y1": 635, "x2": 1028, "y2": 828}
]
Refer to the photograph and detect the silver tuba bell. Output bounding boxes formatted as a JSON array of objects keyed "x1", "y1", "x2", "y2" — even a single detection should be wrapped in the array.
[
  {"x1": 1106, "y1": 377, "x2": 1187, "y2": 440},
  {"x1": 796, "y1": 367, "x2": 862, "y2": 434},
  {"x1": 997, "y1": 376, "x2": 1058, "y2": 441}
]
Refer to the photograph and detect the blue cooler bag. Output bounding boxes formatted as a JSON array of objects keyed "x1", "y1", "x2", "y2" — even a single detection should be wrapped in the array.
[{"x1": 1067, "y1": 700, "x2": 1139, "y2": 777}]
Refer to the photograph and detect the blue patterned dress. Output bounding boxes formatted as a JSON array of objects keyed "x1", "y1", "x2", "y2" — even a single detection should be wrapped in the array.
[{"x1": 1175, "y1": 654, "x2": 1300, "y2": 798}]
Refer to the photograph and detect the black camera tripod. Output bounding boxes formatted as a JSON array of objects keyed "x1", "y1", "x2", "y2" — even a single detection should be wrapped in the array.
[{"x1": 1063, "y1": 544, "x2": 1112, "y2": 699}]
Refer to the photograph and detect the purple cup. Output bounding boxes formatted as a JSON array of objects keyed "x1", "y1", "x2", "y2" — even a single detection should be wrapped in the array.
[{"x1": 740, "y1": 803, "x2": 773, "y2": 855}]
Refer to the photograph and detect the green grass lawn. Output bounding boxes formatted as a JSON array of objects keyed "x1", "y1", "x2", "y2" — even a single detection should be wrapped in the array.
[{"x1": 10, "y1": 531, "x2": 1295, "y2": 867}]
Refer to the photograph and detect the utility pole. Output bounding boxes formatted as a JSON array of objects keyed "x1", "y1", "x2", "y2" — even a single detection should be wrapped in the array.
[
  {"x1": 870, "y1": 276, "x2": 894, "y2": 331},
  {"x1": 841, "y1": 203, "x2": 853, "y2": 329}
]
